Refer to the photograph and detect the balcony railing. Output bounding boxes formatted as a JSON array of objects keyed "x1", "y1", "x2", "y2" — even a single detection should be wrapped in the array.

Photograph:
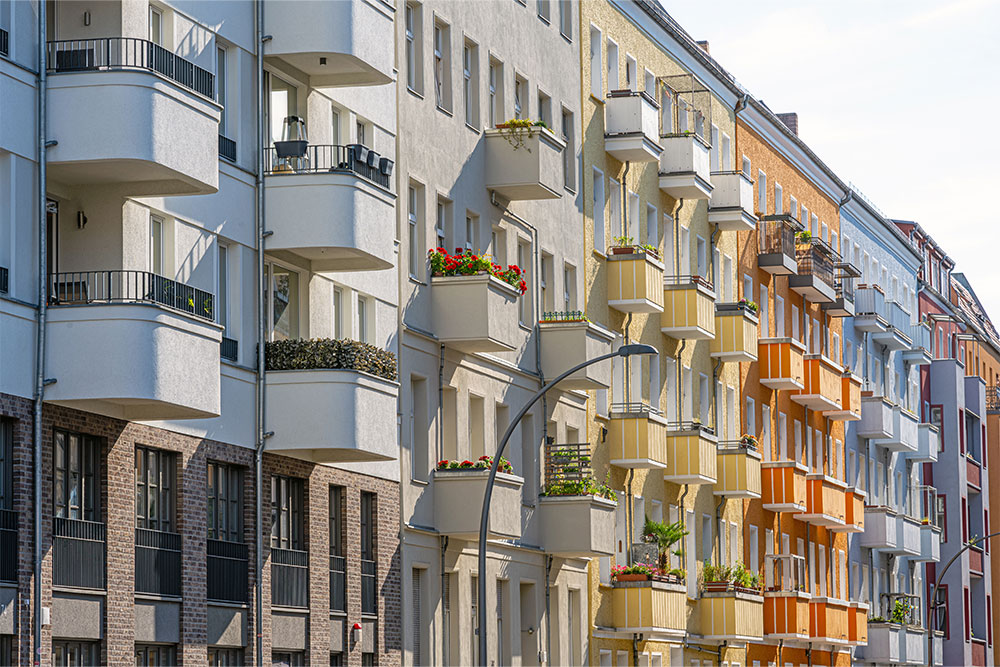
[
  {"x1": 0, "y1": 28, "x2": 8, "y2": 57},
  {"x1": 53, "y1": 517, "x2": 105, "y2": 589},
  {"x1": 795, "y1": 241, "x2": 835, "y2": 287},
  {"x1": 46, "y1": 37, "x2": 215, "y2": 99},
  {"x1": 0, "y1": 266, "x2": 8, "y2": 294},
  {"x1": 543, "y1": 441, "x2": 592, "y2": 491},
  {"x1": 135, "y1": 528, "x2": 182, "y2": 596},
  {"x1": 0, "y1": 510, "x2": 16, "y2": 583},
  {"x1": 271, "y1": 547, "x2": 308, "y2": 608},
  {"x1": 764, "y1": 553, "x2": 807, "y2": 593},
  {"x1": 48, "y1": 270, "x2": 215, "y2": 322},
  {"x1": 330, "y1": 555, "x2": 347, "y2": 613},
  {"x1": 221, "y1": 336, "x2": 239, "y2": 362},
  {"x1": 759, "y1": 216, "x2": 798, "y2": 257},
  {"x1": 263, "y1": 144, "x2": 392, "y2": 190},
  {"x1": 219, "y1": 135, "x2": 237, "y2": 162},
  {"x1": 987, "y1": 385, "x2": 1000, "y2": 414},
  {"x1": 361, "y1": 558, "x2": 377, "y2": 615},
  {"x1": 855, "y1": 285, "x2": 885, "y2": 317},
  {"x1": 207, "y1": 539, "x2": 248, "y2": 603}
]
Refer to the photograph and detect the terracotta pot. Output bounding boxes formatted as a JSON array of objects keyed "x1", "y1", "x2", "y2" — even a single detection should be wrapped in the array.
[
  {"x1": 615, "y1": 574, "x2": 649, "y2": 582},
  {"x1": 611, "y1": 246, "x2": 635, "y2": 255},
  {"x1": 703, "y1": 581, "x2": 731, "y2": 592}
]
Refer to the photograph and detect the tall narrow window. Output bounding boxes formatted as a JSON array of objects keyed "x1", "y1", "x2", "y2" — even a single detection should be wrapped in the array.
[
  {"x1": 333, "y1": 287, "x2": 343, "y2": 339},
  {"x1": 53, "y1": 430, "x2": 101, "y2": 521},
  {"x1": 216, "y1": 46, "x2": 228, "y2": 135},
  {"x1": 405, "y1": 3, "x2": 422, "y2": 92},
  {"x1": 463, "y1": 41, "x2": 478, "y2": 127},
  {"x1": 149, "y1": 6, "x2": 163, "y2": 45},
  {"x1": 270, "y1": 475, "x2": 304, "y2": 551},
  {"x1": 357, "y1": 295, "x2": 370, "y2": 343},
  {"x1": 217, "y1": 244, "x2": 229, "y2": 331},
  {"x1": 465, "y1": 213, "x2": 479, "y2": 252},
  {"x1": 264, "y1": 261, "x2": 299, "y2": 341},
  {"x1": 433, "y1": 21, "x2": 451, "y2": 110},
  {"x1": 563, "y1": 264, "x2": 577, "y2": 311},
  {"x1": 559, "y1": 0, "x2": 572, "y2": 39},
  {"x1": 606, "y1": 39, "x2": 619, "y2": 90},
  {"x1": 488, "y1": 59, "x2": 502, "y2": 126},
  {"x1": 410, "y1": 376, "x2": 429, "y2": 481},
  {"x1": 207, "y1": 462, "x2": 242, "y2": 543},
  {"x1": 561, "y1": 108, "x2": 575, "y2": 191},
  {"x1": 360, "y1": 491, "x2": 377, "y2": 615},
  {"x1": 514, "y1": 74, "x2": 526, "y2": 119},
  {"x1": 537, "y1": 90, "x2": 551, "y2": 127},
  {"x1": 537, "y1": 0, "x2": 550, "y2": 22},
  {"x1": 592, "y1": 168, "x2": 606, "y2": 252},
  {"x1": 412, "y1": 568, "x2": 424, "y2": 664},
  {"x1": 135, "y1": 446, "x2": 176, "y2": 533},
  {"x1": 150, "y1": 216, "x2": 164, "y2": 276},
  {"x1": 589, "y1": 26, "x2": 602, "y2": 98},
  {"x1": 517, "y1": 240, "x2": 531, "y2": 324},
  {"x1": 408, "y1": 183, "x2": 424, "y2": 278},
  {"x1": 330, "y1": 486, "x2": 346, "y2": 613},
  {"x1": 0, "y1": 420, "x2": 11, "y2": 515}
]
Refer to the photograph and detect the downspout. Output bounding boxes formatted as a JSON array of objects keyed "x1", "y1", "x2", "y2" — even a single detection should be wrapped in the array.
[
  {"x1": 254, "y1": 2, "x2": 266, "y2": 664},
  {"x1": 545, "y1": 555, "x2": 553, "y2": 667},
  {"x1": 34, "y1": 1, "x2": 49, "y2": 664},
  {"x1": 715, "y1": 496, "x2": 725, "y2": 565},
  {"x1": 673, "y1": 199, "x2": 685, "y2": 280},
  {"x1": 626, "y1": 469, "x2": 635, "y2": 565},
  {"x1": 675, "y1": 340, "x2": 686, "y2": 421},
  {"x1": 440, "y1": 536, "x2": 449, "y2": 662},
  {"x1": 712, "y1": 358, "x2": 722, "y2": 436}
]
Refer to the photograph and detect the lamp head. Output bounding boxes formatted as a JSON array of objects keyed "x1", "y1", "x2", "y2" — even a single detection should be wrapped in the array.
[{"x1": 618, "y1": 343, "x2": 658, "y2": 357}]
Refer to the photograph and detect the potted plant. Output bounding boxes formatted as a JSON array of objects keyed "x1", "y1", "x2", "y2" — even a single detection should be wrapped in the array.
[
  {"x1": 435, "y1": 455, "x2": 514, "y2": 474},
  {"x1": 730, "y1": 562, "x2": 762, "y2": 593},
  {"x1": 642, "y1": 516, "x2": 687, "y2": 571},
  {"x1": 739, "y1": 433, "x2": 759, "y2": 450},
  {"x1": 274, "y1": 116, "x2": 309, "y2": 158},
  {"x1": 891, "y1": 598, "x2": 911, "y2": 625},
  {"x1": 495, "y1": 118, "x2": 549, "y2": 151},
  {"x1": 737, "y1": 298, "x2": 759, "y2": 314},
  {"x1": 611, "y1": 563, "x2": 657, "y2": 583},
  {"x1": 795, "y1": 230, "x2": 812, "y2": 243},
  {"x1": 702, "y1": 563, "x2": 733, "y2": 592},
  {"x1": 611, "y1": 236, "x2": 636, "y2": 255},
  {"x1": 427, "y1": 248, "x2": 527, "y2": 295}
]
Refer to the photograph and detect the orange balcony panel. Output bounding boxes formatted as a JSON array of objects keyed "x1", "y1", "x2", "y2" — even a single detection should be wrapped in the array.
[
  {"x1": 848, "y1": 602, "x2": 870, "y2": 645},
  {"x1": 839, "y1": 489, "x2": 865, "y2": 534},
  {"x1": 799, "y1": 475, "x2": 847, "y2": 527},
  {"x1": 792, "y1": 354, "x2": 843, "y2": 412},
  {"x1": 759, "y1": 337, "x2": 806, "y2": 390},
  {"x1": 764, "y1": 593, "x2": 810, "y2": 639},
  {"x1": 762, "y1": 461, "x2": 807, "y2": 512},
  {"x1": 810, "y1": 598, "x2": 850, "y2": 646},
  {"x1": 827, "y1": 373, "x2": 861, "y2": 421}
]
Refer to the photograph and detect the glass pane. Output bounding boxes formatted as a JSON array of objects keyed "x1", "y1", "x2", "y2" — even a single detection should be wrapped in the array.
[
  {"x1": 269, "y1": 77, "x2": 298, "y2": 145},
  {"x1": 269, "y1": 267, "x2": 299, "y2": 341}
]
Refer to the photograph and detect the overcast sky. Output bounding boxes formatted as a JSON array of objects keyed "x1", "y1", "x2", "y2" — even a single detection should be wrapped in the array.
[{"x1": 662, "y1": 0, "x2": 1000, "y2": 319}]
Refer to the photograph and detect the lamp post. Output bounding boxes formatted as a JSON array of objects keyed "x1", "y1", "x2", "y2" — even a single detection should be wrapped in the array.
[
  {"x1": 476, "y1": 343, "x2": 658, "y2": 666},
  {"x1": 927, "y1": 530, "x2": 1000, "y2": 665}
]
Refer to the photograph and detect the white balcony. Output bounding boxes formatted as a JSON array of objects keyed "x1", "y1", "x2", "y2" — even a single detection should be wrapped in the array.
[
  {"x1": 853, "y1": 286, "x2": 888, "y2": 334},
  {"x1": 604, "y1": 90, "x2": 662, "y2": 162},
  {"x1": 539, "y1": 317, "x2": 615, "y2": 390},
  {"x1": 537, "y1": 495, "x2": 616, "y2": 557},
  {"x1": 912, "y1": 422, "x2": 940, "y2": 462},
  {"x1": 433, "y1": 469, "x2": 523, "y2": 541},
  {"x1": 658, "y1": 134, "x2": 712, "y2": 200},
  {"x1": 46, "y1": 39, "x2": 220, "y2": 196},
  {"x1": 858, "y1": 395, "x2": 894, "y2": 439},
  {"x1": 264, "y1": 0, "x2": 394, "y2": 86},
  {"x1": 264, "y1": 145, "x2": 395, "y2": 271},
  {"x1": 863, "y1": 623, "x2": 901, "y2": 664},
  {"x1": 265, "y1": 369, "x2": 399, "y2": 463},
  {"x1": 485, "y1": 127, "x2": 566, "y2": 200},
  {"x1": 860, "y1": 506, "x2": 899, "y2": 552},
  {"x1": 46, "y1": 297, "x2": 221, "y2": 421},
  {"x1": 871, "y1": 301, "x2": 913, "y2": 351},
  {"x1": 896, "y1": 514, "x2": 921, "y2": 557},
  {"x1": 916, "y1": 523, "x2": 941, "y2": 562},
  {"x1": 431, "y1": 274, "x2": 521, "y2": 353},
  {"x1": 708, "y1": 171, "x2": 757, "y2": 232},
  {"x1": 874, "y1": 405, "x2": 919, "y2": 453}
]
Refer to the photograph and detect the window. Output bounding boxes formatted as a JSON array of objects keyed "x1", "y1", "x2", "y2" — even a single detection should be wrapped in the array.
[
  {"x1": 741, "y1": 155, "x2": 751, "y2": 177},
  {"x1": 53, "y1": 430, "x2": 101, "y2": 521},
  {"x1": 517, "y1": 240, "x2": 531, "y2": 324},
  {"x1": 463, "y1": 41, "x2": 478, "y2": 127},
  {"x1": 208, "y1": 647, "x2": 243, "y2": 666},
  {"x1": 410, "y1": 376, "x2": 429, "y2": 481},
  {"x1": 207, "y1": 462, "x2": 242, "y2": 542},
  {"x1": 537, "y1": 0, "x2": 550, "y2": 21},
  {"x1": 609, "y1": 179, "x2": 622, "y2": 240},
  {"x1": 53, "y1": 641, "x2": 100, "y2": 666},
  {"x1": 540, "y1": 254, "x2": 552, "y2": 311},
  {"x1": 408, "y1": 182, "x2": 424, "y2": 278},
  {"x1": 357, "y1": 295, "x2": 371, "y2": 343},
  {"x1": 264, "y1": 261, "x2": 299, "y2": 341},
  {"x1": 562, "y1": 108, "x2": 575, "y2": 191},
  {"x1": 405, "y1": 3, "x2": 422, "y2": 93},
  {"x1": 564, "y1": 263, "x2": 577, "y2": 311},
  {"x1": 537, "y1": 90, "x2": 551, "y2": 127},
  {"x1": 216, "y1": 46, "x2": 228, "y2": 135},
  {"x1": 433, "y1": 20, "x2": 451, "y2": 110},
  {"x1": 514, "y1": 74, "x2": 527, "y2": 119},
  {"x1": 757, "y1": 170, "x2": 767, "y2": 214},
  {"x1": 559, "y1": 0, "x2": 572, "y2": 39},
  {"x1": 465, "y1": 213, "x2": 479, "y2": 253},
  {"x1": 661, "y1": 88, "x2": 674, "y2": 133},
  {"x1": 149, "y1": 6, "x2": 163, "y2": 45},
  {"x1": 625, "y1": 54, "x2": 637, "y2": 91},
  {"x1": 592, "y1": 168, "x2": 606, "y2": 252},
  {"x1": 774, "y1": 183, "x2": 782, "y2": 214},
  {"x1": 496, "y1": 580, "x2": 506, "y2": 666},
  {"x1": 360, "y1": 491, "x2": 377, "y2": 615},
  {"x1": 646, "y1": 204, "x2": 658, "y2": 248},
  {"x1": 271, "y1": 475, "x2": 304, "y2": 551},
  {"x1": 217, "y1": 243, "x2": 229, "y2": 331},
  {"x1": 412, "y1": 567, "x2": 425, "y2": 664},
  {"x1": 491, "y1": 225, "x2": 507, "y2": 265},
  {"x1": 135, "y1": 644, "x2": 176, "y2": 666},
  {"x1": 356, "y1": 119, "x2": 368, "y2": 147},
  {"x1": 333, "y1": 287, "x2": 343, "y2": 339},
  {"x1": 329, "y1": 485, "x2": 347, "y2": 613},
  {"x1": 606, "y1": 39, "x2": 619, "y2": 90},
  {"x1": 135, "y1": 447, "x2": 176, "y2": 532},
  {"x1": 272, "y1": 652, "x2": 305, "y2": 667},
  {"x1": 710, "y1": 124, "x2": 720, "y2": 170},
  {"x1": 589, "y1": 26, "x2": 602, "y2": 98},
  {"x1": 488, "y1": 58, "x2": 503, "y2": 126},
  {"x1": 150, "y1": 215, "x2": 164, "y2": 276},
  {"x1": 267, "y1": 74, "x2": 298, "y2": 145},
  {"x1": 0, "y1": 419, "x2": 12, "y2": 513}
]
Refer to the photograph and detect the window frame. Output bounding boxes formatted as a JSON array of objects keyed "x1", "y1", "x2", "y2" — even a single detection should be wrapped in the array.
[
  {"x1": 207, "y1": 461, "x2": 243, "y2": 543},
  {"x1": 135, "y1": 445, "x2": 177, "y2": 533},
  {"x1": 53, "y1": 429, "x2": 101, "y2": 522}
]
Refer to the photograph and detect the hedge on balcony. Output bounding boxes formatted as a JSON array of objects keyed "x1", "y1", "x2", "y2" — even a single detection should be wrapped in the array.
[{"x1": 264, "y1": 338, "x2": 397, "y2": 381}]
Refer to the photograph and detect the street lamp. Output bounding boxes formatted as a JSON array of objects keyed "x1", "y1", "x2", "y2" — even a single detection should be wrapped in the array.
[{"x1": 476, "y1": 343, "x2": 658, "y2": 665}]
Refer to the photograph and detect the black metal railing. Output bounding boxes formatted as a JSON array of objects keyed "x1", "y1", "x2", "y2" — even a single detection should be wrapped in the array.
[
  {"x1": 271, "y1": 547, "x2": 308, "y2": 608},
  {"x1": 0, "y1": 510, "x2": 16, "y2": 583},
  {"x1": 664, "y1": 274, "x2": 714, "y2": 291},
  {"x1": 263, "y1": 144, "x2": 392, "y2": 190},
  {"x1": 795, "y1": 241, "x2": 835, "y2": 288},
  {"x1": 0, "y1": 28, "x2": 8, "y2": 57},
  {"x1": 53, "y1": 517, "x2": 105, "y2": 589},
  {"x1": 361, "y1": 558, "x2": 377, "y2": 615},
  {"x1": 135, "y1": 528, "x2": 182, "y2": 596},
  {"x1": 207, "y1": 539, "x2": 248, "y2": 603},
  {"x1": 219, "y1": 135, "x2": 237, "y2": 162},
  {"x1": 716, "y1": 301, "x2": 759, "y2": 320},
  {"x1": 666, "y1": 420, "x2": 716, "y2": 436},
  {"x1": 543, "y1": 441, "x2": 592, "y2": 490},
  {"x1": 758, "y1": 216, "x2": 798, "y2": 257},
  {"x1": 987, "y1": 386, "x2": 1000, "y2": 414},
  {"x1": 48, "y1": 270, "x2": 215, "y2": 322},
  {"x1": 330, "y1": 555, "x2": 347, "y2": 612},
  {"x1": 46, "y1": 37, "x2": 215, "y2": 99},
  {"x1": 717, "y1": 439, "x2": 757, "y2": 454},
  {"x1": 0, "y1": 266, "x2": 8, "y2": 294},
  {"x1": 610, "y1": 401, "x2": 662, "y2": 417},
  {"x1": 221, "y1": 337, "x2": 239, "y2": 362}
]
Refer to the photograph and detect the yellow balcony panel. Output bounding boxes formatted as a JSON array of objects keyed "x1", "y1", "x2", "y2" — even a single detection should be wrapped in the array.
[
  {"x1": 848, "y1": 601, "x2": 870, "y2": 646},
  {"x1": 663, "y1": 423, "x2": 718, "y2": 484},
  {"x1": 762, "y1": 460, "x2": 808, "y2": 512},
  {"x1": 826, "y1": 372, "x2": 862, "y2": 421},
  {"x1": 810, "y1": 597, "x2": 851, "y2": 646},
  {"x1": 791, "y1": 354, "x2": 843, "y2": 412},
  {"x1": 611, "y1": 580, "x2": 687, "y2": 636},
  {"x1": 758, "y1": 337, "x2": 806, "y2": 390},
  {"x1": 714, "y1": 442, "x2": 762, "y2": 498},
  {"x1": 711, "y1": 303, "x2": 759, "y2": 362},
  {"x1": 700, "y1": 589, "x2": 764, "y2": 641},
  {"x1": 607, "y1": 249, "x2": 665, "y2": 313},
  {"x1": 607, "y1": 405, "x2": 668, "y2": 469},
  {"x1": 660, "y1": 276, "x2": 715, "y2": 340},
  {"x1": 799, "y1": 474, "x2": 847, "y2": 528}
]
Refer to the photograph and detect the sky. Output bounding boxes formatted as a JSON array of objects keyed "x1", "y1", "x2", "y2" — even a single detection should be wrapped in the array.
[{"x1": 662, "y1": 0, "x2": 1000, "y2": 319}]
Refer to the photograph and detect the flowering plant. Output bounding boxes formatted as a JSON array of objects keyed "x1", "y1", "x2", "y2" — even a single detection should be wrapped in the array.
[
  {"x1": 611, "y1": 563, "x2": 657, "y2": 580},
  {"x1": 436, "y1": 455, "x2": 514, "y2": 474},
  {"x1": 495, "y1": 118, "x2": 548, "y2": 151},
  {"x1": 739, "y1": 433, "x2": 759, "y2": 450},
  {"x1": 428, "y1": 248, "x2": 527, "y2": 295},
  {"x1": 737, "y1": 298, "x2": 759, "y2": 314}
]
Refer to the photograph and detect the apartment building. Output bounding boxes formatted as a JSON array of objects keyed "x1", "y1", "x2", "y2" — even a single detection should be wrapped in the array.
[
  {"x1": 0, "y1": 0, "x2": 401, "y2": 665},
  {"x1": 894, "y1": 220, "x2": 996, "y2": 667},
  {"x1": 839, "y1": 195, "x2": 942, "y2": 666}
]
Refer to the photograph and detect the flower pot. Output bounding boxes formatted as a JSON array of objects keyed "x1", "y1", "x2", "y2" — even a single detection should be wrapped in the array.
[
  {"x1": 274, "y1": 140, "x2": 308, "y2": 159},
  {"x1": 615, "y1": 574, "x2": 650, "y2": 582},
  {"x1": 703, "y1": 581, "x2": 731, "y2": 593},
  {"x1": 611, "y1": 246, "x2": 636, "y2": 255}
]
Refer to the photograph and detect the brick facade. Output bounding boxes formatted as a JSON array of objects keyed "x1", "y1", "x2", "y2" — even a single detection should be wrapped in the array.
[{"x1": 0, "y1": 392, "x2": 400, "y2": 667}]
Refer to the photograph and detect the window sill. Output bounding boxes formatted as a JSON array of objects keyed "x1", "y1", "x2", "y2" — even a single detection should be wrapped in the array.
[
  {"x1": 409, "y1": 275, "x2": 427, "y2": 287},
  {"x1": 207, "y1": 599, "x2": 250, "y2": 609},
  {"x1": 466, "y1": 122, "x2": 481, "y2": 134},
  {"x1": 538, "y1": 15, "x2": 550, "y2": 25},
  {"x1": 407, "y1": 87, "x2": 424, "y2": 100},
  {"x1": 589, "y1": 93, "x2": 606, "y2": 105},
  {"x1": 564, "y1": 185, "x2": 577, "y2": 196},
  {"x1": 561, "y1": 32, "x2": 573, "y2": 45},
  {"x1": 593, "y1": 248, "x2": 607, "y2": 260},
  {"x1": 436, "y1": 105, "x2": 454, "y2": 118}
]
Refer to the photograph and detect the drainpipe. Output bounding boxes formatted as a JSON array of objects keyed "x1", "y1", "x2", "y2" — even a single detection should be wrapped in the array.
[
  {"x1": 715, "y1": 497, "x2": 725, "y2": 565},
  {"x1": 544, "y1": 555, "x2": 553, "y2": 666},
  {"x1": 254, "y1": 1, "x2": 266, "y2": 664},
  {"x1": 675, "y1": 340, "x2": 686, "y2": 422},
  {"x1": 712, "y1": 358, "x2": 722, "y2": 435},
  {"x1": 631, "y1": 633, "x2": 640, "y2": 667},
  {"x1": 777, "y1": 639, "x2": 783, "y2": 666},
  {"x1": 673, "y1": 199, "x2": 685, "y2": 280},
  {"x1": 626, "y1": 469, "x2": 635, "y2": 565},
  {"x1": 440, "y1": 536, "x2": 449, "y2": 662},
  {"x1": 34, "y1": 1, "x2": 49, "y2": 664}
]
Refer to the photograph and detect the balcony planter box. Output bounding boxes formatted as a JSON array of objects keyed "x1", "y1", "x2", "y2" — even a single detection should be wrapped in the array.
[
  {"x1": 432, "y1": 469, "x2": 524, "y2": 541},
  {"x1": 700, "y1": 589, "x2": 765, "y2": 641},
  {"x1": 611, "y1": 580, "x2": 687, "y2": 635},
  {"x1": 715, "y1": 444, "x2": 762, "y2": 498},
  {"x1": 658, "y1": 134, "x2": 712, "y2": 200},
  {"x1": 607, "y1": 408, "x2": 668, "y2": 469},
  {"x1": 274, "y1": 139, "x2": 309, "y2": 158},
  {"x1": 604, "y1": 90, "x2": 662, "y2": 162},
  {"x1": 485, "y1": 126, "x2": 566, "y2": 200},
  {"x1": 858, "y1": 395, "x2": 894, "y2": 439},
  {"x1": 537, "y1": 495, "x2": 616, "y2": 557},
  {"x1": 607, "y1": 250, "x2": 665, "y2": 313},
  {"x1": 660, "y1": 278, "x2": 716, "y2": 340},
  {"x1": 431, "y1": 274, "x2": 521, "y2": 353},
  {"x1": 539, "y1": 318, "x2": 615, "y2": 390},
  {"x1": 663, "y1": 424, "x2": 718, "y2": 484},
  {"x1": 708, "y1": 171, "x2": 757, "y2": 232},
  {"x1": 711, "y1": 303, "x2": 759, "y2": 362},
  {"x1": 762, "y1": 460, "x2": 808, "y2": 512},
  {"x1": 791, "y1": 354, "x2": 843, "y2": 412},
  {"x1": 615, "y1": 574, "x2": 649, "y2": 583},
  {"x1": 758, "y1": 337, "x2": 806, "y2": 390}
]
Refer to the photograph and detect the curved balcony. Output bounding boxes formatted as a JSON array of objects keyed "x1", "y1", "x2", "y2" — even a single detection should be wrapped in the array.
[
  {"x1": 826, "y1": 372, "x2": 862, "y2": 421},
  {"x1": 264, "y1": 0, "x2": 394, "y2": 86},
  {"x1": 485, "y1": 126, "x2": 566, "y2": 200},
  {"x1": 708, "y1": 171, "x2": 757, "y2": 232},
  {"x1": 758, "y1": 337, "x2": 806, "y2": 390},
  {"x1": 662, "y1": 422, "x2": 718, "y2": 485},
  {"x1": 711, "y1": 302, "x2": 759, "y2": 362},
  {"x1": 607, "y1": 248, "x2": 665, "y2": 313},
  {"x1": 658, "y1": 134, "x2": 712, "y2": 200},
  {"x1": 660, "y1": 276, "x2": 715, "y2": 339},
  {"x1": 604, "y1": 90, "x2": 662, "y2": 162},
  {"x1": 46, "y1": 271, "x2": 221, "y2": 420},
  {"x1": 264, "y1": 144, "x2": 395, "y2": 271},
  {"x1": 762, "y1": 460, "x2": 808, "y2": 512},
  {"x1": 431, "y1": 274, "x2": 521, "y2": 353},
  {"x1": 607, "y1": 404, "x2": 667, "y2": 469},
  {"x1": 538, "y1": 315, "x2": 615, "y2": 390},
  {"x1": 46, "y1": 38, "x2": 220, "y2": 196},
  {"x1": 791, "y1": 354, "x2": 843, "y2": 412},
  {"x1": 799, "y1": 474, "x2": 847, "y2": 527},
  {"x1": 714, "y1": 442, "x2": 762, "y2": 498}
]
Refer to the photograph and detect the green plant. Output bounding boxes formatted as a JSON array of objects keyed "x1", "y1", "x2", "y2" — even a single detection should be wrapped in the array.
[
  {"x1": 643, "y1": 517, "x2": 687, "y2": 570},
  {"x1": 868, "y1": 615, "x2": 887, "y2": 623},
  {"x1": 611, "y1": 563, "x2": 657, "y2": 581},
  {"x1": 264, "y1": 338, "x2": 397, "y2": 381},
  {"x1": 796, "y1": 230, "x2": 812, "y2": 242},
  {"x1": 666, "y1": 567, "x2": 686, "y2": 580},
  {"x1": 737, "y1": 298, "x2": 759, "y2": 314},
  {"x1": 612, "y1": 235, "x2": 634, "y2": 247},
  {"x1": 496, "y1": 118, "x2": 548, "y2": 151},
  {"x1": 891, "y1": 597, "x2": 911, "y2": 624},
  {"x1": 703, "y1": 563, "x2": 732, "y2": 583},
  {"x1": 435, "y1": 455, "x2": 514, "y2": 474},
  {"x1": 739, "y1": 433, "x2": 759, "y2": 450},
  {"x1": 427, "y1": 248, "x2": 527, "y2": 294},
  {"x1": 540, "y1": 476, "x2": 617, "y2": 502}
]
